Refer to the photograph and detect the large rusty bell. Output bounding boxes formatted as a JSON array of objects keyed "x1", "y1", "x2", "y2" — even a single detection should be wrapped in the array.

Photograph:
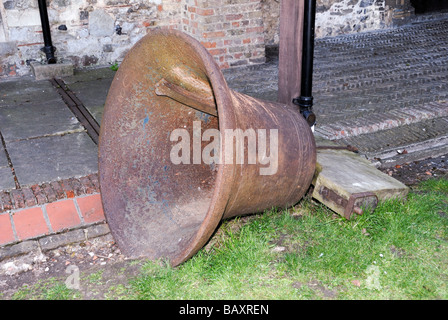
[{"x1": 98, "y1": 29, "x2": 316, "y2": 266}]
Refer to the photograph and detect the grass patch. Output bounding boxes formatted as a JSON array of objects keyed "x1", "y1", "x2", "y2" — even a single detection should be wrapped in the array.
[
  {"x1": 127, "y1": 178, "x2": 448, "y2": 300},
  {"x1": 12, "y1": 278, "x2": 80, "y2": 300},
  {"x1": 8, "y1": 178, "x2": 448, "y2": 300}
]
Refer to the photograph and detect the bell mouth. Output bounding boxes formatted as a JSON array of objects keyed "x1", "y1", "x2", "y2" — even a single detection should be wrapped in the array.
[
  {"x1": 99, "y1": 29, "x2": 236, "y2": 266},
  {"x1": 99, "y1": 29, "x2": 316, "y2": 266}
]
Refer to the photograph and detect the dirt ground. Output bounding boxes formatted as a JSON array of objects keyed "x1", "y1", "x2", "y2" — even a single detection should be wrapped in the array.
[
  {"x1": 1, "y1": 153, "x2": 447, "y2": 300},
  {"x1": 0, "y1": 234, "x2": 140, "y2": 299},
  {"x1": 378, "y1": 153, "x2": 448, "y2": 186}
]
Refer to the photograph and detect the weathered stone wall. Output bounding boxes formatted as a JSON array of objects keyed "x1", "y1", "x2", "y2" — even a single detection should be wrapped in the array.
[
  {"x1": 0, "y1": 0, "x2": 269, "y2": 77},
  {"x1": 0, "y1": 0, "x2": 182, "y2": 77},
  {"x1": 315, "y1": 0, "x2": 391, "y2": 38},
  {"x1": 0, "y1": 0, "x2": 419, "y2": 78},
  {"x1": 259, "y1": 0, "x2": 415, "y2": 46},
  {"x1": 260, "y1": 0, "x2": 280, "y2": 47}
]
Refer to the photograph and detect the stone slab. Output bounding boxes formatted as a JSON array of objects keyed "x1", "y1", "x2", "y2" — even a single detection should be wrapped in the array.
[
  {"x1": 62, "y1": 67, "x2": 116, "y2": 85},
  {"x1": 0, "y1": 99, "x2": 83, "y2": 142},
  {"x1": 66, "y1": 77, "x2": 113, "y2": 125},
  {"x1": 0, "y1": 145, "x2": 12, "y2": 190},
  {"x1": 6, "y1": 132, "x2": 98, "y2": 187},
  {"x1": 312, "y1": 137, "x2": 409, "y2": 219},
  {"x1": 0, "y1": 167, "x2": 15, "y2": 191},
  {"x1": 30, "y1": 62, "x2": 74, "y2": 81},
  {"x1": 0, "y1": 147, "x2": 8, "y2": 168},
  {"x1": 0, "y1": 240, "x2": 39, "y2": 261},
  {"x1": 0, "y1": 79, "x2": 61, "y2": 106},
  {"x1": 38, "y1": 229, "x2": 85, "y2": 251}
]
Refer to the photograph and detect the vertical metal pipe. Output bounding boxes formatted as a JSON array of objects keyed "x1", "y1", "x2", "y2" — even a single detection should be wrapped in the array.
[
  {"x1": 293, "y1": 0, "x2": 316, "y2": 127},
  {"x1": 38, "y1": 0, "x2": 56, "y2": 64}
]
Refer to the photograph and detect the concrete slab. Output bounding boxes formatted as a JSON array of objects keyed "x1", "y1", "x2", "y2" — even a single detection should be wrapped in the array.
[
  {"x1": 6, "y1": 132, "x2": 98, "y2": 186},
  {"x1": 0, "y1": 145, "x2": 15, "y2": 190},
  {"x1": 0, "y1": 79, "x2": 60, "y2": 106},
  {"x1": 0, "y1": 147, "x2": 9, "y2": 167},
  {"x1": 0, "y1": 99, "x2": 83, "y2": 142},
  {"x1": 312, "y1": 137, "x2": 409, "y2": 219},
  {"x1": 62, "y1": 67, "x2": 116, "y2": 85},
  {"x1": 0, "y1": 167, "x2": 15, "y2": 191},
  {"x1": 66, "y1": 77, "x2": 113, "y2": 125}
]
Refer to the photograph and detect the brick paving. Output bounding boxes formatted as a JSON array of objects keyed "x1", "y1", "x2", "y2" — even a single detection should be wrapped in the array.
[
  {"x1": 0, "y1": 174, "x2": 105, "y2": 247},
  {"x1": 225, "y1": 16, "x2": 448, "y2": 165},
  {"x1": 1, "y1": 16, "x2": 448, "y2": 258}
]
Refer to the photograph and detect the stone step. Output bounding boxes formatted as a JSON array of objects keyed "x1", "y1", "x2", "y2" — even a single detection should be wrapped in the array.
[{"x1": 312, "y1": 137, "x2": 409, "y2": 219}]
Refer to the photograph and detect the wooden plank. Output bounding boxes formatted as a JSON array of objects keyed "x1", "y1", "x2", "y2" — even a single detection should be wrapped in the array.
[{"x1": 278, "y1": 0, "x2": 305, "y2": 105}]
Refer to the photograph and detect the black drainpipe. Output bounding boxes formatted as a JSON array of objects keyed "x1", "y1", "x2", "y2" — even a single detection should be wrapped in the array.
[
  {"x1": 293, "y1": 0, "x2": 317, "y2": 127},
  {"x1": 38, "y1": 0, "x2": 57, "y2": 64}
]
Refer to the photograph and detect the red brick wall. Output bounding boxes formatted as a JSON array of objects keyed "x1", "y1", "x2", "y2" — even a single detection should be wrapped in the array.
[
  {"x1": 181, "y1": 0, "x2": 266, "y2": 69},
  {"x1": 0, "y1": 0, "x2": 267, "y2": 78}
]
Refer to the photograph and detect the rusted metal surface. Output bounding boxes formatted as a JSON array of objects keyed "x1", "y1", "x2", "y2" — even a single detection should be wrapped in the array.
[
  {"x1": 345, "y1": 192, "x2": 378, "y2": 219},
  {"x1": 98, "y1": 29, "x2": 316, "y2": 266},
  {"x1": 155, "y1": 78, "x2": 217, "y2": 116},
  {"x1": 318, "y1": 186, "x2": 378, "y2": 219}
]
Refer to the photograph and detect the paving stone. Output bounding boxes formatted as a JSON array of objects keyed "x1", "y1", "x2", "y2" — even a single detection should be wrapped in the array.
[
  {"x1": 0, "y1": 147, "x2": 9, "y2": 167},
  {"x1": 21, "y1": 188, "x2": 37, "y2": 207},
  {"x1": 6, "y1": 132, "x2": 98, "y2": 187},
  {"x1": 76, "y1": 194, "x2": 105, "y2": 224},
  {"x1": 45, "y1": 199, "x2": 81, "y2": 232},
  {"x1": 66, "y1": 77, "x2": 113, "y2": 125},
  {"x1": 337, "y1": 116, "x2": 448, "y2": 154},
  {"x1": 62, "y1": 67, "x2": 116, "y2": 85},
  {"x1": 0, "y1": 167, "x2": 15, "y2": 191},
  {"x1": 62, "y1": 71, "x2": 114, "y2": 126},
  {"x1": 38, "y1": 229, "x2": 85, "y2": 251},
  {"x1": 0, "y1": 213, "x2": 15, "y2": 245},
  {"x1": 84, "y1": 223, "x2": 110, "y2": 239},
  {"x1": 0, "y1": 241, "x2": 39, "y2": 261},
  {"x1": 0, "y1": 99, "x2": 83, "y2": 142},
  {"x1": 0, "y1": 79, "x2": 60, "y2": 106},
  {"x1": 0, "y1": 191, "x2": 13, "y2": 211},
  {"x1": 12, "y1": 207, "x2": 49, "y2": 240}
]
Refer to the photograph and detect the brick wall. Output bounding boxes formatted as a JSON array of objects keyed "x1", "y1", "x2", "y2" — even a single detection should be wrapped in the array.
[
  {"x1": 0, "y1": 0, "x2": 184, "y2": 78},
  {"x1": 0, "y1": 0, "x2": 267, "y2": 78},
  {"x1": 182, "y1": 0, "x2": 266, "y2": 68},
  {"x1": 0, "y1": 0, "x2": 422, "y2": 79}
]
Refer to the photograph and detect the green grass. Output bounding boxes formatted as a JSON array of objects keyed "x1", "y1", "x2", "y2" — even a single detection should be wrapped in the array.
[
  {"x1": 11, "y1": 278, "x2": 81, "y2": 300},
  {"x1": 9, "y1": 178, "x2": 448, "y2": 300},
  {"x1": 109, "y1": 62, "x2": 119, "y2": 71}
]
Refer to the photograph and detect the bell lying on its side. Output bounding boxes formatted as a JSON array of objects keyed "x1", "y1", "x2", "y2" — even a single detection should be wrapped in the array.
[{"x1": 98, "y1": 29, "x2": 316, "y2": 266}]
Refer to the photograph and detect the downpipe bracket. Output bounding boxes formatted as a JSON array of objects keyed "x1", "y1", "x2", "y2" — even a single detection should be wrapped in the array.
[
  {"x1": 292, "y1": 96, "x2": 316, "y2": 127},
  {"x1": 40, "y1": 45, "x2": 57, "y2": 64}
]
